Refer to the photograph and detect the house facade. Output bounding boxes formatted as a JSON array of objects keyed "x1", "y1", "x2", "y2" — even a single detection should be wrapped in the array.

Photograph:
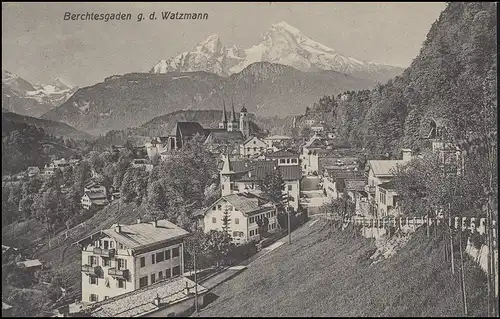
[
  {"x1": 203, "y1": 193, "x2": 278, "y2": 244},
  {"x1": 240, "y1": 136, "x2": 268, "y2": 158},
  {"x1": 75, "y1": 219, "x2": 189, "y2": 304},
  {"x1": 375, "y1": 181, "x2": 401, "y2": 217},
  {"x1": 81, "y1": 191, "x2": 109, "y2": 210},
  {"x1": 219, "y1": 155, "x2": 302, "y2": 210}
]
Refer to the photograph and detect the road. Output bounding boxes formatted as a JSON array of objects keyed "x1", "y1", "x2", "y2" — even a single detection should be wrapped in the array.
[{"x1": 300, "y1": 176, "x2": 329, "y2": 215}]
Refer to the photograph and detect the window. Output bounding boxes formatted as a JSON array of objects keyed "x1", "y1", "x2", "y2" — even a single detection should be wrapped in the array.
[
  {"x1": 235, "y1": 218, "x2": 239, "y2": 225},
  {"x1": 140, "y1": 257, "x2": 146, "y2": 268},
  {"x1": 217, "y1": 205, "x2": 222, "y2": 210},
  {"x1": 90, "y1": 294, "x2": 98, "y2": 302},
  {"x1": 117, "y1": 258, "x2": 126, "y2": 270},
  {"x1": 288, "y1": 185, "x2": 293, "y2": 191},
  {"x1": 109, "y1": 241, "x2": 114, "y2": 248},
  {"x1": 165, "y1": 250, "x2": 171, "y2": 260},
  {"x1": 249, "y1": 217, "x2": 254, "y2": 223},
  {"x1": 233, "y1": 231, "x2": 240, "y2": 237},
  {"x1": 117, "y1": 279, "x2": 126, "y2": 289},
  {"x1": 212, "y1": 217, "x2": 216, "y2": 223},
  {"x1": 102, "y1": 258, "x2": 110, "y2": 267},
  {"x1": 228, "y1": 205, "x2": 233, "y2": 211},
  {"x1": 212, "y1": 206, "x2": 216, "y2": 210},
  {"x1": 250, "y1": 230, "x2": 254, "y2": 236},
  {"x1": 292, "y1": 159, "x2": 298, "y2": 164},
  {"x1": 253, "y1": 147, "x2": 257, "y2": 152},
  {"x1": 90, "y1": 276, "x2": 98, "y2": 285},
  {"x1": 172, "y1": 247, "x2": 179, "y2": 258},
  {"x1": 151, "y1": 273, "x2": 156, "y2": 284},
  {"x1": 221, "y1": 184, "x2": 224, "y2": 190},
  {"x1": 156, "y1": 251, "x2": 165, "y2": 262},
  {"x1": 172, "y1": 266, "x2": 181, "y2": 277},
  {"x1": 266, "y1": 212, "x2": 270, "y2": 218},
  {"x1": 280, "y1": 159, "x2": 286, "y2": 164},
  {"x1": 139, "y1": 276, "x2": 148, "y2": 288},
  {"x1": 104, "y1": 296, "x2": 109, "y2": 300},
  {"x1": 103, "y1": 240, "x2": 109, "y2": 249},
  {"x1": 152, "y1": 254, "x2": 156, "y2": 264},
  {"x1": 158, "y1": 271, "x2": 163, "y2": 280},
  {"x1": 287, "y1": 159, "x2": 291, "y2": 164},
  {"x1": 119, "y1": 243, "x2": 124, "y2": 249},
  {"x1": 165, "y1": 268, "x2": 171, "y2": 278},
  {"x1": 88, "y1": 256, "x2": 98, "y2": 266},
  {"x1": 253, "y1": 141, "x2": 256, "y2": 144}
]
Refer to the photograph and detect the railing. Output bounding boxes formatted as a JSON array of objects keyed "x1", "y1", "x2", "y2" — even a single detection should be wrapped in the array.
[
  {"x1": 93, "y1": 247, "x2": 116, "y2": 257},
  {"x1": 108, "y1": 267, "x2": 129, "y2": 279},
  {"x1": 81, "y1": 264, "x2": 98, "y2": 275}
]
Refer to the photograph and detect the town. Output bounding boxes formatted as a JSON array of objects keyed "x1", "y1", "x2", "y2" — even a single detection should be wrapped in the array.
[{"x1": 2, "y1": 2, "x2": 497, "y2": 318}]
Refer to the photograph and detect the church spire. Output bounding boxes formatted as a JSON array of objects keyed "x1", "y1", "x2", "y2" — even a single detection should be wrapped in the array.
[
  {"x1": 222, "y1": 100, "x2": 227, "y2": 123},
  {"x1": 231, "y1": 98, "x2": 237, "y2": 122}
]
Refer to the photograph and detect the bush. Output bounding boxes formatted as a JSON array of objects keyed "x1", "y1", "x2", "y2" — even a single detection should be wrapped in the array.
[{"x1": 47, "y1": 284, "x2": 62, "y2": 302}]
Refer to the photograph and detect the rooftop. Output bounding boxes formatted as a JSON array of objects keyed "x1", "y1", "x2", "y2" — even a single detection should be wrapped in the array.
[
  {"x1": 204, "y1": 130, "x2": 244, "y2": 144},
  {"x1": 86, "y1": 277, "x2": 207, "y2": 317},
  {"x1": 218, "y1": 193, "x2": 274, "y2": 215},
  {"x1": 265, "y1": 149, "x2": 299, "y2": 158},
  {"x1": 84, "y1": 191, "x2": 107, "y2": 200},
  {"x1": 378, "y1": 181, "x2": 396, "y2": 190},
  {"x1": 368, "y1": 160, "x2": 405, "y2": 176},
  {"x1": 76, "y1": 219, "x2": 189, "y2": 251},
  {"x1": 170, "y1": 122, "x2": 206, "y2": 137},
  {"x1": 17, "y1": 259, "x2": 42, "y2": 268},
  {"x1": 230, "y1": 159, "x2": 301, "y2": 181},
  {"x1": 264, "y1": 135, "x2": 292, "y2": 141}
]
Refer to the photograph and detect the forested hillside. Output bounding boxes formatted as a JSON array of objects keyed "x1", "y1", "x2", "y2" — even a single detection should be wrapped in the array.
[{"x1": 302, "y1": 2, "x2": 497, "y2": 156}]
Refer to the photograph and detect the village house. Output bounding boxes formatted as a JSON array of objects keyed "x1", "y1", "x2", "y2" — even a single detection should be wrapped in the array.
[
  {"x1": 323, "y1": 169, "x2": 365, "y2": 200},
  {"x1": 240, "y1": 136, "x2": 268, "y2": 158},
  {"x1": 145, "y1": 137, "x2": 169, "y2": 160},
  {"x1": 16, "y1": 259, "x2": 43, "y2": 273},
  {"x1": 310, "y1": 123, "x2": 328, "y2": 133},
  {"x1": 219, "y1": 154, "x2": 302, "y2": 210},
  {"x1": 84, "y1": 181, "x2": 107, "y2": 196},
  {"x1": 375, "y1": 181, "x2": 401, "y2": 217},
  {"x1": 74, "y1": 219, "x2": 189, "y2": 304},
  {"x1": 81, "y1": 190, "x2": 109, "y2": 210},
  {"x1": 365, "y1": 149, "x2": 412, "y2": 216},
  {"x1": 301, "y1": 135, "x2": 354, "y2": 176},
  {"x1": 203, "y1": 192, "x2": 278, "y2": 245},
  {"x1": 263, "y1": 135, "x2": 293, "y2": 150}
]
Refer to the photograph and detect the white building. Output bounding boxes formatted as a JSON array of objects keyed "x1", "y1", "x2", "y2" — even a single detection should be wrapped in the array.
[
  {"x1": 203, "y1": 193, "x2": 278, "y2": 244},
  {"x1": 219, "y1": 153, "x2": 302, "y2": 210},
  {"x1": 263, "y1": 135, "x2": 293, "y2": 149},
  {"x1": 81, "y1": 191, "x2": 109, "y2": 210},
  {"x1": 84, "y1": 181, "x2": 107, "y2": 196},
  {"x1": 74, "y1": 219, "x2": 189, "y2": 304},
  {"x1": 240, "y1": 136, "x2": 268, "y2": 158}
]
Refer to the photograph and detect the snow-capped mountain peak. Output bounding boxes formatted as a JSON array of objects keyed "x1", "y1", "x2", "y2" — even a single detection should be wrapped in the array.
[{"x1": 150, "y1": 22, "x2": 403, "y2": 82}]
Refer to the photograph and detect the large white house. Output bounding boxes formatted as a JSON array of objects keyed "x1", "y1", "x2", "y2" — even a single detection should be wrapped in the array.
[
  {"x1": 74, "y1": 219, "x2": 189, "y2": 304},
  {"x1": 240, "y1": 136, "x2": 268, "y2": 158},
  {"x1": 203, "y1": 193, "x2": 278, "y2": 244}
]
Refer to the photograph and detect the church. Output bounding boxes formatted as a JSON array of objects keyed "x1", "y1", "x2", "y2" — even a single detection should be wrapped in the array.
[{"x1": 145, "y1": 101, "x2": 264, "y2": 159}]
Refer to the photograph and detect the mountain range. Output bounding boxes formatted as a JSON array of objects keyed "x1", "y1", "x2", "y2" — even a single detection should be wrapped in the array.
[
  {"x1": 41, "y1": 62, "x2": 376, "y2": 135},
  {"x1": 151, "y1": 21, "x2": 403, "y2": 83},
  {"x1": 2, "y1": 70, "x2": 78, "y2": 118}
]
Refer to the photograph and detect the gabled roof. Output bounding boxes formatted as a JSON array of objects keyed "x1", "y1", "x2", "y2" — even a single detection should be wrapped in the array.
[
  {"x1": 242, "y1": 135, "x2": 266, "y2": 145},
  {"x1": 17, "y1": 259, "x2": 42, "y2": 268},
  {"x1": 368, "y1": 160, "x2": 404, "y2": 176},
  {"x1": 204, "y1": 130, "x2": 244, "y2": 144},
  {"x1": 84, "y1": 191, "x2": 107, "y2": 200},
  {"x1": 210, "y1": 193, "x2": 274, "y2": 215},
  {"x1": 230, "y1": 159, "x2": 301, "y2": 181},
  {"x1": 170, "y1": 122, "x2": 206, "y2": 137}
]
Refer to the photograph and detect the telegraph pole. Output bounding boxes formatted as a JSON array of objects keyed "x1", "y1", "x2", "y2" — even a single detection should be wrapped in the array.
[{"x1": 287, "y1": 189, "x2": 291, "y2": 244}]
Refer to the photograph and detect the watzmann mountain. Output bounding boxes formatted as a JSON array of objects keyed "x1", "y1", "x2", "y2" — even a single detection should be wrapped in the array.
[{"x1": 151, "y1": 21, "x2": 403, "y2": 82}]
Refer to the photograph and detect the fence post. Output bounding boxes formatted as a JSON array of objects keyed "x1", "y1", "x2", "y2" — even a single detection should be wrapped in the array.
[
  {"x1": 455, "y1": 217, "x2": 459, "y2": 230},
  {"x1": 399, "y1": 217, "x2": 403, "y2": 229},
  {"x1": 426, "y1": 215, "x2": 430, "y2": 237},
  {"x1": 461, "y1": 217, "x2": 467, "y2": 231},
  {"x1": 470, "y1": 217, "x2": 476, "y2": 232},
  {"x1": 413, "y1": 217, "x2": 417, "y2": 230},
  {"x1": 479, "y1": 218, "x2": 487, "y2": 235}
]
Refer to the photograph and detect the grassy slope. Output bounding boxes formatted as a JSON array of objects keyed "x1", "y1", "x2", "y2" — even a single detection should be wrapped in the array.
[
  {"x1": 7, "y1": 201, "x2": 149, "y2": 299},
  {"x1": 197, "y1": 219, "x2": 488, "y2": 317}
]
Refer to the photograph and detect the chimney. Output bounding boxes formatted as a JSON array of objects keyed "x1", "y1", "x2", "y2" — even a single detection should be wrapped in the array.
[
  {"x1": 401, "y1": 148, "x2": 413, "y2": 162},
  {"x1": 153, "y1": 293, "x2": 161, "y2": 306},
  {"x1": 137, "y1": 218, "x2": 142, "y2": 224},
  {"x1": 115, "y1": 224, "x2": 121, "y2": 233}
]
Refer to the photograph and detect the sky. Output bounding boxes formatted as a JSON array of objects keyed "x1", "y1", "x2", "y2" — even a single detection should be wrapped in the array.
[{"x1": 2, "y1": 2, "x2": 447, "y2": 88}]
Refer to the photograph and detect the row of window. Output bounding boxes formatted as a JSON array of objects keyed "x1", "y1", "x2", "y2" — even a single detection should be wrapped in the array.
[
  {"x1": 379, "y1": 192, "x2": 386, "y2": 205},
  {"x1": 246, "y1": 147, "x2": 265, "y2": 152},
  {"x1": 249, "y1": 211, "x2": 276, "y2": 224},
  {"x1": 89, "y1": 276, "x2": 127, "y2": 288},
  {"x1": 212, "y1": 217, "x2": 240, "y2": 224},
  {"x1": 279, "y1": 158, "x2": 298, "y2": 164},
  {"x1": 140, "y1": 247, "x2": 180, "y2": 268},
  {"x1": 93, "y1": 239, "x2": 126, "y2": 250},
  {"x1": 249, "y1": 222, "x2": 278, "y2": 237},
  {"x1": 139, "y1": 266, "x2": 181, "y2": 288},
  {"x1": 88, "y1": 256, "x2": 127, "y2": 269}
]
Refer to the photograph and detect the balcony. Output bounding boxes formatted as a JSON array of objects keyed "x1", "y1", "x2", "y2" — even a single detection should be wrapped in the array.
[
  {"x1": 365, "y1": 185, "x2": 376, "y2": 194},
  {"x1": 108, "y1": 268, "x2": 129, "y2": 279},
  {"x1": 93, "y1": 247, "x2": 116, "y2": 258},
  {"x1": 81, "y1": 264, "x2": 99, "y2": 276}
]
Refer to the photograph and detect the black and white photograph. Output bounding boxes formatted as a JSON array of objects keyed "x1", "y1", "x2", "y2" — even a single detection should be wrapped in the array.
[{"x1": 1, "y1": 2, "x2": 498, "y2": 317}]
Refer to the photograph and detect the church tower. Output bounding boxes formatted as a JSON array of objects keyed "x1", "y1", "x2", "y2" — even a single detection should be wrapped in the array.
[
  {"x1": 219, "y1": 101, "x2": 228, "y2": 129},
  {"x1": 220, "y1": 153, "x2": 235, "y2": 196},
  {"x1": 227, "y1": 99, "x2": 240, "y2": 132},
  {"x1": 239, "y1": 104, "x2": 249, "y2": 138}
]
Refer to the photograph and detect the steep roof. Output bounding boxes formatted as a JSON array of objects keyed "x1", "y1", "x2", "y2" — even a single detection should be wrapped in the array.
[
  {"x1": 100, "y1": 219, "x2": 189, "y2": 250},
  {"x1": 17, "y1": 259, "x2": 42, "y2": 268},
  {"x1": 230, "y1": 159, "x2": 301, "y2": 181},
  {"x1": 204, "y1": 130, "x2": 244, "y2": 144},
  {"x1": 170, "y1": 122, "x2": 206, "y2": 138},
  {"x1": 368, "y1": 160, "x2": 404, "y2": 177},
  {"x1": 85, "y1": 191, "x2": 107, "y2": 200}
]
